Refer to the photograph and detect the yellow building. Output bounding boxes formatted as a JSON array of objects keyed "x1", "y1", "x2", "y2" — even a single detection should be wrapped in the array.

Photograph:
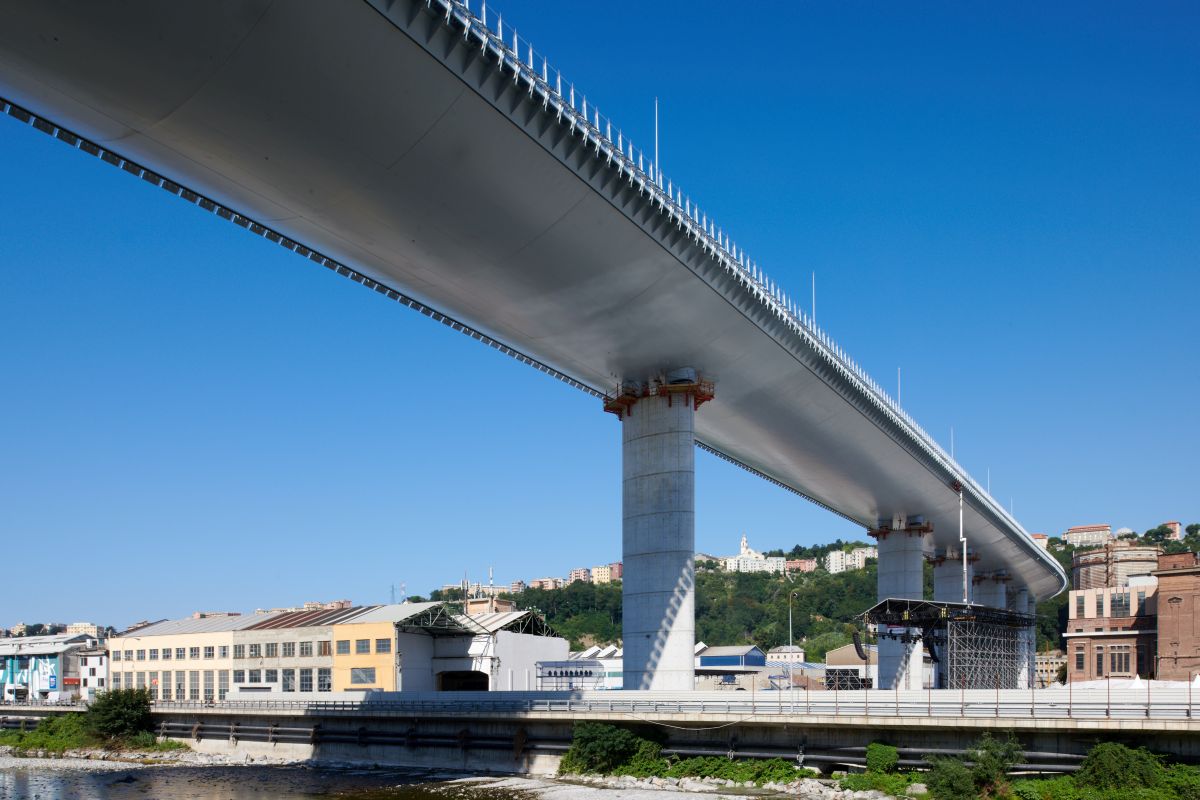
[{"x1": 330, "y1": 619, "x2": 398, "y2": 691}]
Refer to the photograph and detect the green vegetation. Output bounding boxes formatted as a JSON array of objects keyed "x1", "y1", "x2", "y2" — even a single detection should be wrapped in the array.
[
  {"x1": 921, "y1": 739, "x2": 1200, "y2": 800},
  {"x1": 557, "y1": 722, "x2": 815, "y2": 785},
  {"x1": 867, "y1": 741, "x2": 901, "y2": 774},
  {"x1": 0, "y1": 689, "x2": 185, "y2": 754}
]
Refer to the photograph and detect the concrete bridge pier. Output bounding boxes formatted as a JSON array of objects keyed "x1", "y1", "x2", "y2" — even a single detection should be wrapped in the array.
[
  {"x1": 1011, "y1": 585, "x2": 1036, "y2": 687},
  {"x1": 607, "y1": 371, "x2": 713, "y2": 690},
  {"x1": 973, "y1": 572, "x2": 1008, "y2": 609},
  {"x1": 932, "y1": 548, "x2": 975, "y2": 603},
  {"x1": 874, "y1": 519, "x2": 932, "y2": 690}
]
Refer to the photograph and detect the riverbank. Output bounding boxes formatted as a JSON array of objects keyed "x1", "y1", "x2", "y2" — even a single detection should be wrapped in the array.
[
  {"x1": 0, "y1": 750, "x2": 890, "y2": 800},
  {"x1": 439, "y1": 775, "x2": 888, "y2": 799}
]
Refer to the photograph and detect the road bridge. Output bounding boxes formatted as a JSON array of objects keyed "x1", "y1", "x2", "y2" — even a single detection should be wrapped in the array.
[
  {"x1": 0, "y1": 0, "x2": 1067, "y2": 689},
  {"x1": 7, "y1": 689, "x2": 1200, "y2": 771}
]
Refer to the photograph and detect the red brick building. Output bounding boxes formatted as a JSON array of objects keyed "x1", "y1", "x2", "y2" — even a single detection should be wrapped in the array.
[{"x1": 1154, "y1": 552, "x2": 1200, "y2": 681}]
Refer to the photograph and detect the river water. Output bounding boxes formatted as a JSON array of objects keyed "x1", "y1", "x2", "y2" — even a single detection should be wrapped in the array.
[{"x1": 0, "y1": 764, "x2": 527, "y2": 800}]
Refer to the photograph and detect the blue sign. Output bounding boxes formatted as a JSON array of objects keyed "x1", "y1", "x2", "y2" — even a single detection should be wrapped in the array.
[{"x1": 49, "y1": 675, "x2": 56, "y2": 689}]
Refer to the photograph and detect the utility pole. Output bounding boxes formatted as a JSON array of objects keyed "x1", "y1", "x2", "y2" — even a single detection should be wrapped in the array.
[{"x1": 959, "y1": 485, "x2": 969, "y2": 605}]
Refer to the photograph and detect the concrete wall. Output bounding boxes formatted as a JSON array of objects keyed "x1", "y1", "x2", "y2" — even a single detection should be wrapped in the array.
[
  {"x1": 494, "y1": 631, "x2": 567, "y2": 691},
  {"x1": 396, "y1": 632, "x2": 436, "y2": 691}
]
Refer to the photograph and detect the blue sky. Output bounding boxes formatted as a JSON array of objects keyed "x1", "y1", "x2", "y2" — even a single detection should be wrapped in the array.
[{"x1": 1, "y1": 1, "x2": 1196, "y2": 627}]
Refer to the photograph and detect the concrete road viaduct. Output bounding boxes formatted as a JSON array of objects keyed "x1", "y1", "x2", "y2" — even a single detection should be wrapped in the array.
[{"x1": 0, "y1": 0, "x2": 1066, "y2": 690}]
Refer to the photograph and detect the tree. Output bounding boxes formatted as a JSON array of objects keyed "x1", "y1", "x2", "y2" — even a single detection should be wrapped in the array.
[
  {"x1": 1142, "y1": 524, "x2": 1175, "y2": 545},
  {"x1": 87, "y1": 688, "x2": 152, "y2": 739}
]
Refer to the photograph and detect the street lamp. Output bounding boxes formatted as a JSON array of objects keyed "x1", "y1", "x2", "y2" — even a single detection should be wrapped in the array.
[{"x1": 788, "y1": 591, "x2": 800, "y2": 648}]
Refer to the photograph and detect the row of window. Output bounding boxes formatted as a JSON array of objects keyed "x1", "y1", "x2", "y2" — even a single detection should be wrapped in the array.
[
  {"x1": 1072, "y1": 643, "x2": 1145, "y2": 677},
  {"x1": 111, "y1": 640, "x2": 355, "y2": 662},
  {"x1": 335, "y1": 639, "x2": 391, "y2": 655},
  {"x1": 113, "y1": 646, "x2": 220, "y2": 662},
  {"x1": 112, "y1": 670, "x2": 230, "y2": 701},
  {"x1": 112, "y1": 669, "x2": 347, "y2": 695},
  {"x1": 1074, "y1": 590, "x2": 1149, "y2": 619}
]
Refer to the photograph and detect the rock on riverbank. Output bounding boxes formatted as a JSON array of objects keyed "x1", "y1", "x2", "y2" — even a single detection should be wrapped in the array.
[{"x1": 444, "y1": 775, "x2": 894, "y2": 800}]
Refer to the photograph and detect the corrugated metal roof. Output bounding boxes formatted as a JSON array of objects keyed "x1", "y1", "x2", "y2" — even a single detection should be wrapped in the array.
[
  {"x1": 115, "y1": 614, "x2": 275, "y2": 637},
  {"x1": 346, "y1": 602, "x2": 443, "y2": 624},
  {"x1": 242, "y1": 605, "x2": 374, "y2": 630},
  {"x1": 457, "y1": 611, "x2": 531, "y2": 633},
  {"x1": 698, "y1": 645, "x2": 763, "y2": 657},
  {"x1": 0, "y1": 634, "x2": 93, "y2": 656}
]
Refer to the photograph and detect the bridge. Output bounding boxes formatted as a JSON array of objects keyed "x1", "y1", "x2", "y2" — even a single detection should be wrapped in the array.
[
  {"x1": 5, "y1": 689, "x2": 1199, "y2": 771},
  {"x1": 0, "y1": 0, "x2": 1066, "y2": 690}
]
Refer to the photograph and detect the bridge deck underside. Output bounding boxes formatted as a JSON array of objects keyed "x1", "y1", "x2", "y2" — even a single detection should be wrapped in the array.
[{"x1": 0, "y1": 0, "x2": 1064, "y2": 596}]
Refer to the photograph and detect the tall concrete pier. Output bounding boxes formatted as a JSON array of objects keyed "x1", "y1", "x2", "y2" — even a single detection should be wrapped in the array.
[
  {"x1": 607, "y1": 373, "x2": 712, "y2": 690},
  {"x1": 875, "y1": 520, "x2": 932, "y2": 689}
]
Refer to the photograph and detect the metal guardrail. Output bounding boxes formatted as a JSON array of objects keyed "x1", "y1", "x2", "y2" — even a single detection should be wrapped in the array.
[
  {"x1": 421, "y1": 0, "x2": 1044, "y2": 554},
  {"x1": 141, "y1": 686, "x2": 1198, "y2": 722}
]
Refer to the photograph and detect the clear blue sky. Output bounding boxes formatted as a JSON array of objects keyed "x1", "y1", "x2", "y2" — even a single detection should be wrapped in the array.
[{"x1": 1, "y1": 1, "x2": 1196, "y2": 628}]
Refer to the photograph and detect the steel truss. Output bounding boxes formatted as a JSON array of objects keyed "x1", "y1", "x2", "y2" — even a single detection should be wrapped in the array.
[{"x1": 863, "y1": 599, "x2": 1034, "y2": 689}]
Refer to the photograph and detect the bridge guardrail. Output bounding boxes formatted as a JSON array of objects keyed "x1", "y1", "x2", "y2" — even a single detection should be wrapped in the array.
[{"x1": 141, "y1": 686, "x2": 1198, "y2": 722}]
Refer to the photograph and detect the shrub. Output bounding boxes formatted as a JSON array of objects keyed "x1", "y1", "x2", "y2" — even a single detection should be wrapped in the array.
[
  {"x1": 618, "y1": 739, "x2": 667, "y2": 778},
  {"x1": 841, "y1": 770, "x2": 912, "y2": 796},
  {"x1": 1076, "y1": 743, "x2": 1163, "y2": 791},
  {"x1": 970, "y1": 731, "x2": 1022, "y2": 792},
  {"x1": 1010, "y1": 776, "x2": 1082, "y2": 800},
  {"x1": 0, "y1": 713, "x2": 94, "y2": 753},
  {"x1": 1163, "y1": 765, "x2": 1200, "y2": 800},
  {"x1": 925, "y1": 756, "x2": 976, "y2": 800},
  {"x1": 86, "y1": 689, "x2": 153, "y2": 740},
  {"x1": 867, "y1": 741, "x2": 901, "y2": 774}
]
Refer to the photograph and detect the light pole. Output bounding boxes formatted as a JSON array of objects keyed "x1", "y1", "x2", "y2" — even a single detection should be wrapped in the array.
[{"x1": 789, "y1": 591, "x2": 800, "y2": 648}]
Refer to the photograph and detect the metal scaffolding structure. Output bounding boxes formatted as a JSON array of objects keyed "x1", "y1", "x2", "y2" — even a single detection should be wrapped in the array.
[{"x1": 863, "y1": 599, "x2": 1034, "y2": 689}]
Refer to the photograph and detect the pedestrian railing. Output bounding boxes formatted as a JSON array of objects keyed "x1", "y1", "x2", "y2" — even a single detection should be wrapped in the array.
[{"x1": 143, "y1": 686, "x2": 1198, "y2": 722}]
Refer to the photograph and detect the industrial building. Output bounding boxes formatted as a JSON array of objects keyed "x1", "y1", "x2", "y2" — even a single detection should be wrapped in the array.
[
  {"x1": 106, "y1": 602, "x2": 566, "y2": 700},
  {"x1": 1153, "y1": 552, "x2": 1200, "y2": 681},
  {"x1": 1063, "y1": 524, "x2": 1113, "y2": 548},
  {"x1": 1072, "y1": 541, "x2": 1161, "y2": 590},
  {"x1": 0, "y1": 633, "x2": 99, "y2": 702}
]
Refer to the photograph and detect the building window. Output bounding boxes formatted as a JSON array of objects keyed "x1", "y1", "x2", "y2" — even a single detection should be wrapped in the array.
[
  {"x1": 149, "y1": 649, "x2": 159, "y2": 661},
  {"x1": 189, "y1": 647, "x2": 200, "y2": 660},
  {"x1": 161, "y1": 671, "x2": 171, "y2": 700},
  {"x1": 112, "y1": 651, "x2": 121, "y2": 662},
  {"x1": 112, "y1": 673, "x2": 121, "y2": 689},
  {"x1": 1111, "y1": 646, "x2": 1131, "y2": 674},
  {"x1": 317, "y1": 668, "x2": 332, "y2": 692},
  {"x1": 318, "y1": 641, "x2": 332, "y2": 657},
  {"x1": 265, "y1": 643, "x2": 278, "y2": 658},
  {"x1": 124, "y1": 650, "x2": 133, "y2": 661},
  {"x1": 299, "y1": 668, "x2": 313, "y2": 692},
  {"x1": 249, "y1": 644, "x2": 262, "y2": 659},
  {"x1": 161, "y1": 649, "x2": 171, "y2": 661},
  {"x1": 204, "y1": 671, "x2": 215, "y2": 702},
  {"x1": 1076, "y1": 595, "x2": 1086, "y2": 619},
  {"x1": 299, "y1": 642, "x2": 313, "y2": 658},
  {"x1": 175, "y1": 673, "x2": 186, "y2": 699},
  {"x1": 282, "y1": 669, "x2": 295, "y2": 692},
  {"x1": 1136, "y1": 591, "x2": 1147, "y2": 614},
  {"x1": 350, "y1": 668, "x2": 376, "y2": 685},
  {"x1": 204, "y1": 646, "x2": 215, "y2": 660},
  {"x1": 233, "y1": 645, "x2": 245, "y2": 659},
  {"x1": 1095, "y1": 646, "x2": 1105, "y2": 677},
  {"x1": 336, "y1": 640, "x2": 351, "y2": 655},
  {"x1": 149, "y1": 672, "x2": 158, "y2": 700},
  {"x1": 1111, "y1": 593, "x2": 1130, "y2": 618},
  {"x1": 375, "y1": 639, "x2": 391, "y2": 654},
  {"x1": 218, "y1": 670, "x2": 230, "y2": 701},
  {"x1": 98, "y1": 678, "x2": 105, "y2": 688},
  {"x1": 355, "y1": 639, "x2": 370, "y2": 655},
  {"x1": 265, "y1": 669, "x2": 278, "y2": 683},
  {"x1": 248, "y1": 670, "x2": 261, "y2": 683},
  {"x1": 283, "y1": 642, "x2": 295, "y2": 658},
  {"x1": 219, "y1": 646, "x2": 229, "y2": 659},
  {"x1": 137, "y1": 650, "x2": 146, "y2": 661},
  {"x1": 176, "y1": 648, "x2": 186, "y2": 660},
  {"x1": 189, "y1": 670, "x2": 200, "y2": 700},
  {"x1": 1074, "y1": 648, "x2": 1084, "y2": 671},
  {"x1": 233, "y1": 670, "x2": 245, "y2": 684}
]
